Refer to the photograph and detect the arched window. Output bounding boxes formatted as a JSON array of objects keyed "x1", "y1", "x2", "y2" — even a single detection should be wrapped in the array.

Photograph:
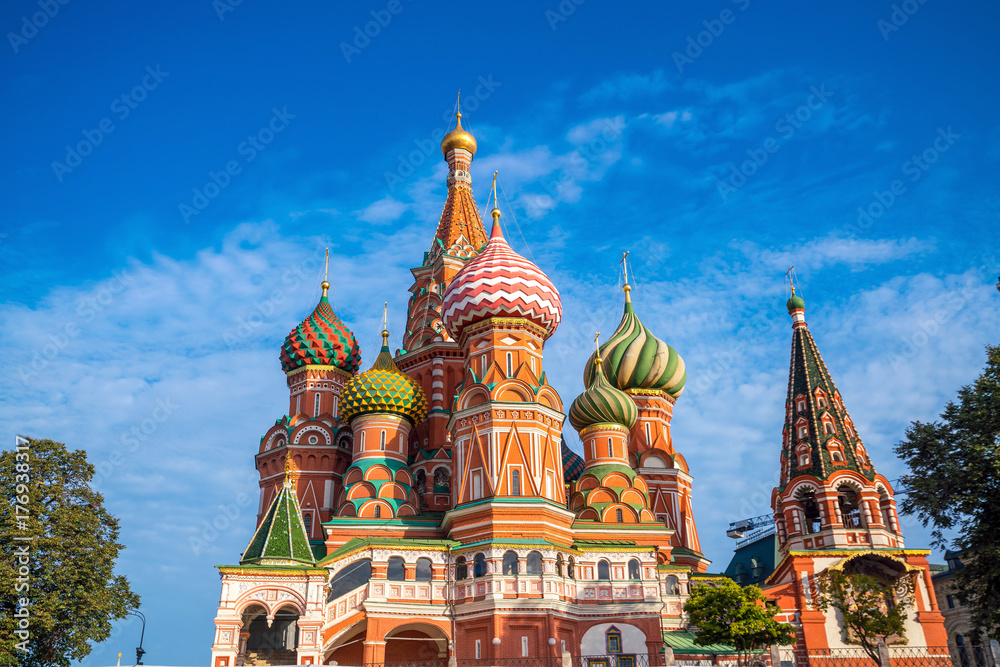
[
  {"x1": 503, "y1": 551, "x2": 519, "y2": 575},
  {"x1": 333, "y1": 396, "x2": 339, "y2": 418},
  {"x1": 607, "y1": 437, "x2": 613, "y2": 457},
  {"x1": 473, "y1": 553, "x2": 487, "y2": 578},
  {"x1": 615, "y1": 508, "x2": 623, "y2": 523},
  {"x1": 665, "y1": 575, "x2": 679, "y2": 595},
  {"x1": 455, "y1": 557, "x2": 468, "y2": 581},
  {"x1": 799, "y1": 489, "x2": 821, "y2": 534},
  {"x1": 800, "y1": 453, "x2": 810, "y2": 466},
  {"x1": 825, "y1": 422, "x2": 835, "y2": 435},
  {"x1": 838, "y1": 485, "x2": 863, "y2": 528},
  {"x1": 556, "y1": 555, "x2": 564, "y2": 576},
  {"x1": 373, "y1": 504, "x2": 381, "y2": 519},
  {"x1": 245, "y1": 606, "x2": 298, "y2": 651},
  {"x1": 832, "y1": 451, "x2": 844, "y2": 462},
  {"x1": 530, "y1": 356, "x2": 536, "y2": 374},
  {"x1": 506, "y1": 352, "x2": 513, "y2": 376},
  {"x1": 433, "y1": 467, "x2": 450, "y2": 493},
  {"x1": 399, "y1": 434, "x2": 405, "y2": 451},
  {"x1": 415, "y1": 469, "x2": 426, "y2": 506},
  {"x1": 314, "y1": 393, "x2": 321, "y2": 418},
  {"x1": 598, "y1": 560, "x2": 610, "y2": 580},
  {"x1": 481, "y1": 355, "x2": 487, "y2": 378},
  {"x1": 644, "y1": 422, "x2": 652, "y2": 447},
  {"x1": 387, "y1": 556, "x2": 406, "y2": 581},
  {"x1": 628, "y1": 559, "x2": 640, "y2": 580},
  {"x1": 328, "y1": 559, "x2": 372, "y2": 600},
  {"x1": 798, "y1": 425, "x2": 809, "y2": 439},
  {"x1": 360, "y1": 431, "x2": 366, "y2": 451},
  {"x1": 526, "y1": 551, "x2": 542, "y2": 575},
  {"x1": 567, "y1": 557, "x2": 575, "y2": 579},
  {"x1": 510, "y1": 469, "x2": 521, "y2": 496},
  {"x1": 295, "y1": 395, "x2": 301, "y2": 414},
  {"x1": 733, "y1": 563, "x2": 748, "y2": 585},
  {"x1": 302, "y1": 512, "x2": 312, "y2": 538},
  {"x1": 380, "y1": 430, "x2": 386, "y2": 451},
  {"x1": 415, "y1": 557, "x2": 433, "y2": 582},
  {"x1": 796, "y1": 399, "x2": 806, "y2": 412}
]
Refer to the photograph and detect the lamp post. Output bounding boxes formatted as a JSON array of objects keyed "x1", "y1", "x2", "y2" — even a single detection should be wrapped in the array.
[{"x1": 127, "y1": 610, "x2": 146, "y2": 666}]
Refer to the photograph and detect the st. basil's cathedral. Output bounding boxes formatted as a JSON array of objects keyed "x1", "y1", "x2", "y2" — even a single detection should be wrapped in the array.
[{"x1": 209, "y1": 106, "x2": 948, "y2": 666}]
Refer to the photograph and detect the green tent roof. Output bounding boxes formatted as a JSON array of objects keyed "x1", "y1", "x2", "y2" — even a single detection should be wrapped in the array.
[{"x1": 241, "y1": 481, "x2": 315, "y2": 567}]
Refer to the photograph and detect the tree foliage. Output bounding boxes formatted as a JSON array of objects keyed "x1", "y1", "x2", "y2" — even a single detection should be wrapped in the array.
[
  {"x1": 894, "y1": 343, "x2": 1000, "y2": 636},
  {"x1": 0, "y1": 438, "x2": 140, "y2": 667},
  {"x1": 817, "y1": 570, "x2": 905, "y2": 666},
  {"x1": 684, "y1": 579, "x2": 796, "y2": 666}
]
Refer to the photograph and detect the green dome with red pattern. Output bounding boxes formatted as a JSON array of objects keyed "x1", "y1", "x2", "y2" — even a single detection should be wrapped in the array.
[{"x1": 280, "y1": 290, "x2": 361, "y2": 374}]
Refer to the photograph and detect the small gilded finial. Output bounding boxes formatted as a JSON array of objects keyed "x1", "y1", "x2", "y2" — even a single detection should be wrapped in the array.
[
  {"x1": 620, "y1": 251, "x2": 632, "y2": 302},
  {"x1": 593, "y1": 332, "x2": 603, "y2": 365},
  {"x1": 321, "y1": 248, "x2": 330, "y2": 296},
  {"x1": 284, "y1": 455, "x2": 297, "y2": 488},
  {"x1": 381, "y1": 302, "x2": 390, "y2": 345},
  {"x1": 490, "y1": 171, "x2": 501, "y2": 219}
]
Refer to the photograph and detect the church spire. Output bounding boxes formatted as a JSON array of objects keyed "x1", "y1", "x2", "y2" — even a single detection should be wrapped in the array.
[
  {"x1": 779, "y1": 289, "x2": 876, "y2": 489},
  {"x1": 431, "y1": 93, "x2": 487, "y2": 255}
]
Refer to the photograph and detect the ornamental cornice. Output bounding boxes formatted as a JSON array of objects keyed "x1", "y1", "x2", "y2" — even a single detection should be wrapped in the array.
[
  {"x1": 578, "y1": 423, "x2": 629, "y2": 437},
  {"x1": 285, "y1": 364, "x2": 354, "y2": 380},
  {"x1": 460, "y1": 316, "x2": 548, "y2": 343}
]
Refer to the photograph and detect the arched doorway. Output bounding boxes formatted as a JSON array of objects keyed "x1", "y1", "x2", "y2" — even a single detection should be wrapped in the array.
[
  {"x1": 241, "y1": 604, "x2": 299, "y2": 666},
  {"x1": 385, "y1": 623, "x2": 450, "y2": 665}
]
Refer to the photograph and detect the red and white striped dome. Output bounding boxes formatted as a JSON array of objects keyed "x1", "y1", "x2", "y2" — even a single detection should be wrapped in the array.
[{"x1": 442, "y1": 215, "x2": 562, "y2": 341}]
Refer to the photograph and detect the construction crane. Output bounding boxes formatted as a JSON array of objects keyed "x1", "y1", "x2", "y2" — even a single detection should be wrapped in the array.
[{"x1": 725, "y1": 480, "x2": 910, "y2": 539}]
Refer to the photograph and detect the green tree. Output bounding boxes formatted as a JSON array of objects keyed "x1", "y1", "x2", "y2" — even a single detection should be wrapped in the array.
[
  {"x1": 894, "y1": 343, "x2": 1000, "y2": 637},
  {"x1": 684, "y1": 579, "x2": 796, "y2": 666},
  {"x1": 816, "y1": 570, "x2": 905, "y2": 666},
  {"x1": 0, "y1": 438, "x2": 140, "y2": 667}
]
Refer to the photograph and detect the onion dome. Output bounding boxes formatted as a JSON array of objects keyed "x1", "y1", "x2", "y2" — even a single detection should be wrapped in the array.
[
  {"x1": 569, "y1": 355, "x2": 638, "y2": 432},
  {"x1": 441, "y1": 110, "x2": 477, "y2": 157},
  {"x1": 341, "y1": 330, "x2": 428, "y2": 425},
  {"x1": 280, "y1": 282, "x2": 362, "y2": 374},
  {"x1": 585, "y1": 284, "x2": 686, "y2": 398},
  {"x1": 442, "y1": 208, "x2": 562, "y2": 340},
  {"x1": 787, "y1": 285, "x2": 805, "y2": 312}
]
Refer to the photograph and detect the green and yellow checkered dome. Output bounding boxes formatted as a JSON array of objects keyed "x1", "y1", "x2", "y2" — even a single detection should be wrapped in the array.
[{"x1": 341, "y1": 330, "x2": 428, "y2": 425}]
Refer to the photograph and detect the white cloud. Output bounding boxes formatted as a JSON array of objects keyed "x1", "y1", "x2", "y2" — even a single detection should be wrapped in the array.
[
  {"x1": 739, "y1": 235, "x2": 934, "y2": 272},
  {"x1": 357, "y1": 195, "x2": 409, "y2": 224}
]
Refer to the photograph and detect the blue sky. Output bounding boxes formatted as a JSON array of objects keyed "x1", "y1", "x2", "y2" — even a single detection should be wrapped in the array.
[{"x1": 2, "y1": 0, "x2": 999, "y2": 664}]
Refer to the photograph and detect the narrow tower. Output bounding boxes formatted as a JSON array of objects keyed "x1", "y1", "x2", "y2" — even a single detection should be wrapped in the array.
[
  {"x1": 255, "y1": 270, "x2": 361, "y2": 541},
  {"x1": 397, "y1": 96, "x2": 490, "y2": 511},
  {"x1": 765, "y1": 287, "x2": 947, "y2": 655},
  {"x1": 337, "y1": 328, "x2": 428, "y2": 520},
  {"x1": 585, "y1": 275, "x2": 707, "y2": 571},
  {"x1": 441, "y1": 198, "x2": 569, "y2": 544}
]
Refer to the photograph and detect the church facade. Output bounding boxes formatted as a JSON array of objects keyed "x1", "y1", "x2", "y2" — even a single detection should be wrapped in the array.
[{"x1": 208, "y1": 107, "x2": 948, "y2": 666}]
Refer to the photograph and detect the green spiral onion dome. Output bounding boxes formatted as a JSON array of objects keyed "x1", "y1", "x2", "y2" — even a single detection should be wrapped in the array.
[
  {"x1": 341, "y1": 331, "x2": 428, "y2": 425},
  {"x1": 584, "y1": 285, "x2": 686, "y2": 398},
  {"x1": 569, "y1": 357, "x2": 638, "y2": 432},
  {"x1": 280, "y1": 283, "x2": 362, "y2": 374}
]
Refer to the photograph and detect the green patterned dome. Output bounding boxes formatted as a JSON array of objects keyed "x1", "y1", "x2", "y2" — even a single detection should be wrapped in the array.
[
  {"x1": 569, "y1": 358, "x2": 638, "y2": 432},
  {"x1": 341, "y1": 331, "x2": 428, "y2": 425},
  {"x1": 280, "y1": 284, "x2": 361, "y2": 374},
  {"x1": 584, "y1": 285, "x2": 686, "y2": 398}
]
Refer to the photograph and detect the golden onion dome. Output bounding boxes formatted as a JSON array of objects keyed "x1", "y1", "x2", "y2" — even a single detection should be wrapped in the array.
[
  {"x1": 341, "y1": 330, "x2": 428, "y2": 425},
  {"x1": 441, "y1": 112, "x2": 477, "y2": 158}
]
